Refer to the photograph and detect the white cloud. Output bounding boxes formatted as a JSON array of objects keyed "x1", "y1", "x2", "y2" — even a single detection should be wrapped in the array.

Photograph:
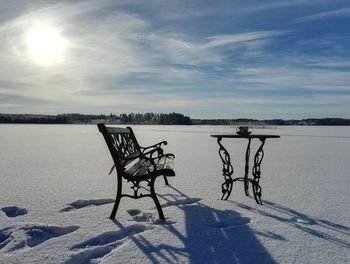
[
  {"x1": 293, "y1": 6, "x2": 350, "y2": 23},
  {"x1": 190, "y1": 94, "x2": 350, "y2": 107},
  {"x1": 246, "y1": 0, "x2": 332, "y2": 12},
  {"x1": 232, "y1": 66, "x2": 350, "y2": 91},
  {"x1": 202, "y1": 31, "x2": 287, "y2": 49},
  {"x1": 1, "y1": 0, "x2": 288, "y2": 111}
]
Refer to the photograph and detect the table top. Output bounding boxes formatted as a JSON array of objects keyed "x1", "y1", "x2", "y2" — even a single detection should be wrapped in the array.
[{"x1": 211, "y1": 134, "x2": 280, "y2": 139}]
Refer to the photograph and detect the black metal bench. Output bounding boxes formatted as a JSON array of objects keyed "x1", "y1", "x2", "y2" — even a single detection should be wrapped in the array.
[{"x1": 97, "y1": 124, "x2": 175, "y2": 220}]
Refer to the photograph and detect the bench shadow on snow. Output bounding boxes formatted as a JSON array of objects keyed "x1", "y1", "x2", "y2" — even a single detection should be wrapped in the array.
[
  {"x1": 111, "y1": 186, "x2": 279, "y2": 264},
  {"x1": 234, "y1": 200, "x2": 350, "y2": 248}
]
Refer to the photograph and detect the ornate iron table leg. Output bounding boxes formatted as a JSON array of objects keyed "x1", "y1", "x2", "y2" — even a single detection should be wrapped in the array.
[
  {"x1": 244, "y1": 138, "x2": 252, "y2": 196},
  {"x1": 252, "y1": 138, "x2": 266, "y2": 205},
  {"x1": 217, "y1": 137, "x2": 234, "y2": 200}
]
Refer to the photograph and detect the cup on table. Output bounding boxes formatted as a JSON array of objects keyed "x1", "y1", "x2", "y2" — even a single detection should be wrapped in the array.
[{"x1": 236, "y1": 126, "x2": 249, "y2": 134}]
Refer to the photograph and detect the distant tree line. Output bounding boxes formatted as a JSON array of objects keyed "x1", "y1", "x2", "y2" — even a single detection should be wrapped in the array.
[
  {"x1": 0, "y1": 114, "x2": 68, "y2": 124},
  {"x1": 192, "y1": 118, "x2": 350, "y2": 126},
  {"x1": 0, "y1": 112, "x2": 192, "y2": 125},
  {"x1": 114, "y1": 112, "x2": 191, "y2": 125},
  {"x1": 1, "y1": 113, "x2": 350, "y2": 125}
]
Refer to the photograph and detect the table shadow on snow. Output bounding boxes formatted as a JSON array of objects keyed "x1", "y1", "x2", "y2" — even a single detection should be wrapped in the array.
[
  {"x1": 109, "y1": 186, "x2": 278, "y2": 264},
  {"x1": 234, "y1": 199, "x2": 350, "y2": 248}
]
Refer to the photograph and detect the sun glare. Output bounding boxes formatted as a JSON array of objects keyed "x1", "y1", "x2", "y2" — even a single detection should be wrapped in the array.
[{"x1": 26, "y1": 25, "x2": 67, "y2": 65}]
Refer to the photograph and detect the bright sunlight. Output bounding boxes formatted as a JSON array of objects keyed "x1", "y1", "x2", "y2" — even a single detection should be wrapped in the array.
[{"x1": 26, "y1": 25, "x2": 67, "y2": 65}]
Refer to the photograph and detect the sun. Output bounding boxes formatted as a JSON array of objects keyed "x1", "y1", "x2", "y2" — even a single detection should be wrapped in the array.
[{"x1": 26, "y1": 25, "x2": 67, "y2": 65}]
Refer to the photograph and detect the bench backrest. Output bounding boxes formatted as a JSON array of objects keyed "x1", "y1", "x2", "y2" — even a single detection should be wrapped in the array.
[{"x1": 97, "y1": 124, "x2": 141, "y2": 172}]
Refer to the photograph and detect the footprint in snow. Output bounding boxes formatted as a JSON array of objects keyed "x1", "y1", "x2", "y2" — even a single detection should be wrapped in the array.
[
  {"x1": 127, "y1": 209, "x2": 176, "y2": 225},
  {"x1": 127, "y1": 209, "x2": 156, "y2": 223},
  {"x1": 66, "y1": 224, "x2": 153, "y2": 264},
  {"x1": 126, "y1": 198, "x2": 201, "y2": 224},
  {"x1": 0, "y1": 224, "x2": 79, "y2": 252},
  {"x1": 161, "y1": 198, "x2": 202, "y2": 208},
  {"x1": 1, "y1": 206, "x2": 28, "y2": 218},
  {"x1": 60, "y1": 198, "x2": 114, "y2": 212},
  {"x1": 0, "y1": 229, "x2": 11, "y2": 250}
]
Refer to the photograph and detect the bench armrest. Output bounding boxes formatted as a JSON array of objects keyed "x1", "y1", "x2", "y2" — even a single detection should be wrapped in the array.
[
  {"x1": 141, "y1": 141, "x2": 168, "y2": 159},
  {"x1": 152, "y1": 153, "x2": 175, "y2": 161},
  {"x1": 140, "y1": 141, "x2": 167, "y2": 151},
  {"x1": 142, "y1": 147, "x2": 162, "y2": 158}
]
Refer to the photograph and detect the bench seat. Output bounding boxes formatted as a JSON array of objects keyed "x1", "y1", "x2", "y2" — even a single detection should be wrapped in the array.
[{"x1": 124, "y1": 155, "x2": 175, "y2": 180}]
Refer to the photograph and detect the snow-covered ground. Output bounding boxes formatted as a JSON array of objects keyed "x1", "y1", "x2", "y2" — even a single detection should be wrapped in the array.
[{"x1": 1, "y1": 125, "x2": 349, "y2": 264}]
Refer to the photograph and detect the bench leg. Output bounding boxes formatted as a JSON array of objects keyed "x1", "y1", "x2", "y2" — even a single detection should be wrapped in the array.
[
  {"x1": 110, "y1": 194, "x2": 122, "y2": 219},
  {"x1": 163, "y1": 175, "x2": 169, "y2": 186},
  {"x1": 150, "y1": 178, "x2": 165, "y2": 220},
  {"x1": 110, "y1": 178, "x2": 123, "y2": 219}
]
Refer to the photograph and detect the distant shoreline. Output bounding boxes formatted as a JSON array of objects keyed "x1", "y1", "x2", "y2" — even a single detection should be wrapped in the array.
[{"x1": 1, "y1": 113, "x2": 350, "y2": 126}]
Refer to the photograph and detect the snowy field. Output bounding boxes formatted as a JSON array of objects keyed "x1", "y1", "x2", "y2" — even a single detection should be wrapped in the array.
[{"x1": 0, "y1": 124, "x2": 349, "y2": 264}]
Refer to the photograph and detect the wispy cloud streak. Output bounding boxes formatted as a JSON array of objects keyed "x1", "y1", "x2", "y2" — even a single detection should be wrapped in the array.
[
  {"x1": 294, "y1": 6, "x2": 350, "y2": 23},
  {"x1": 202, "y1": 31, "x2": 287, "y2": 48}
]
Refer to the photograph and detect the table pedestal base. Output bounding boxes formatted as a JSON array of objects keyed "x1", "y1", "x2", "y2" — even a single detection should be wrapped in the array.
[{"x1": 216, "y1": 137, "x2": 266, "y2": 205}]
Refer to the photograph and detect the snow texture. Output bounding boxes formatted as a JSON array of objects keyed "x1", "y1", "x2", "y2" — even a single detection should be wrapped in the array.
[{"x1": 0, "y1": 125, "x2": 349, "y2": 263}]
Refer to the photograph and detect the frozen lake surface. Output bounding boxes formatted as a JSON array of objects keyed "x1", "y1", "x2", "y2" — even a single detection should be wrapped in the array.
[{"x1": 0, "y1": 125, "x2": 349, "y2": 263}]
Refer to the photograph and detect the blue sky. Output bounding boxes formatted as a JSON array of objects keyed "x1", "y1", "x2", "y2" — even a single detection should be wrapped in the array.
[{"x1": 1, "y1": 0, "x2": 350, "y2": 119}]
